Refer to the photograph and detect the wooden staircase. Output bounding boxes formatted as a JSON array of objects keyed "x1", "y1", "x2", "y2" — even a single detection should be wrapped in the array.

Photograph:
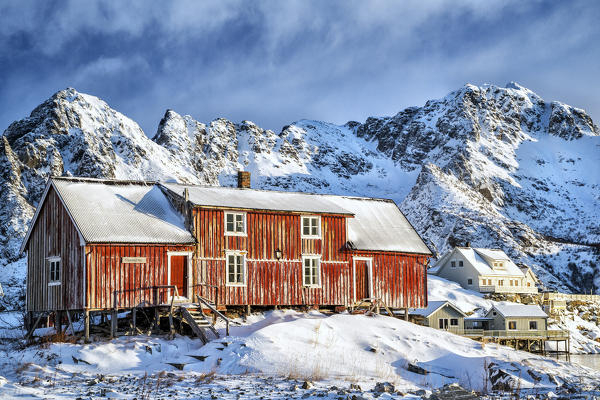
[
  {"x1": 180, "y1": 306, "x2": 219, "y2": 344},
  {"x1": 178, "y1": 295, "x2": 236, "y2": 344}
]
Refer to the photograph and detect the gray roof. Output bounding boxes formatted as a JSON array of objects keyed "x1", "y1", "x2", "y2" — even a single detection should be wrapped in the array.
[
  {"x1": 160, "y1": 183, "x2": 353, "y2": 215},
  {"x1": 50, "y1": 178, "x2": 194, "y2": 244},
  {"x1": 410, "y1": 301, "x2": 466, "y2": 317},
  {"x1": 488, "y1": 304, "x2": 547, "y2": 318},
  {"x1": 321, "y1": 195, "x2": 432, "y2": 254},
  {"x1": 161, "y1": 183, "x2": 432, "y2": 255}
]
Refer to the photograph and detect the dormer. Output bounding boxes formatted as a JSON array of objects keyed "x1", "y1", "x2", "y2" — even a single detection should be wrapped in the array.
[{"x1": 492, "y1": 260, "x2": 505, "y2": 270}]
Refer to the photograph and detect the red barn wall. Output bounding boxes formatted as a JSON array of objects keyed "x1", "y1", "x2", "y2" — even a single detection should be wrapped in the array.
[
  {"x1": 26, "y1": 186, "x2": 84, "y2": 312},
  {"x1": 192, "y1": 208, "x2": 352, "y2": 306},
  {"x1": 86, "y1": 243, "x2": 194, "y2": 310},
  {"x1": 351, "y1": 251, "x2": 429, "y2": 309}
]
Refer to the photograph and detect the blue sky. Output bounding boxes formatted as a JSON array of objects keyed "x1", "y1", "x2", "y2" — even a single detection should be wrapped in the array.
[{"x1": 1, "y1": 1, "x2": 599, "y2": 135}]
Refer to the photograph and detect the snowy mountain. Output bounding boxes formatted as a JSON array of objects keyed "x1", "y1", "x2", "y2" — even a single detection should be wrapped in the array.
[{"x1": 1, "y1": 84, "x2": 599, "y2": 303}]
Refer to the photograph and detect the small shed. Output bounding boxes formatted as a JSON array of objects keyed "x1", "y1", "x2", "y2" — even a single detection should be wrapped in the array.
[
  {"x1": 409, "y1": 300, "x2": 467, "y2": 332},
  {"x1": 485, "y1": 304, "x2": 548, "y2": 331}
]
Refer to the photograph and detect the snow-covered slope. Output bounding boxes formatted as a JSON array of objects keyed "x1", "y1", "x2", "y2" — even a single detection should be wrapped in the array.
[
  {"x1": 2, "y1": 311, "x2": 599, "y2": 397},
  {"x1": 0, "y1": 83, "x2": 598, "y2": 314}
]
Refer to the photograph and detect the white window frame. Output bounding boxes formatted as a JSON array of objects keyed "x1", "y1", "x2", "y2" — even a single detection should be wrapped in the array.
[
  {"x1": 47, "y1": 257, "x2": 61, "y2": 286},
  {"x1": 224, "y1": 212, "x2": 247, "y2": 236},
  {"x1": 226, "y1": 251, "x2": 246, "y2": 287},
  {"x1": 450, "y1": 318, "x2": 459, "y2": 326},
  {"x1": 458, "y1": 260, "x2": 464, "y2": 267},
  {"x1": 302, "y1": 255, "x2": 321, "y2": 288},
  {"x1": 301, "y1": 215, "x2": 321, "y2": 239},
  {"x1": 450, "y1": 260, "x2": 456, "y2": 268},
  {"x1": 467, "y1": 278, "x2": 473, "y2": 285},
  {"x1": 529, "y1": 320, "x2": 538, "y2": 330},
  {"x1": 508, "y1": 320, "x2": 517, "y2": 330}
]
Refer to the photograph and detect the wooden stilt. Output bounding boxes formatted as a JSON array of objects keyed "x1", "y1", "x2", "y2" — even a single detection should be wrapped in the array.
[
  {"x1": 56, "y1": 311, "x2": 63, "y2": 334},
  {"x1": 26, "y1": 312, "x2": 44, "y2": 339},
  {"x1": 168, "y1": 307, "x2": 174, "y2": 337},
  {"x1": 153, "y1": 307, "x2": 159, "y2": 333},
  {"x1": 66, "y1": 310, "x2": 75, "y2": 336},
  {"x1": 111, "y1": 309, "x2": 117, "y2": 338},
  {"x1": 132, "y1": 308, "x2": 137, "y2": 335},
  {"x1": 404, "y1": 308, "x2": 409, "y2": 321},
  {"x1": 84, "y1": 310, "x2": 90, "y2": 342},
  {"x1": 246, "y1": 304, "x2": 251, "y2": 316}
]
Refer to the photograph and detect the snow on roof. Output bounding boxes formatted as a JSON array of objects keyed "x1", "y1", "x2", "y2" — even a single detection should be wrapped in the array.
[
  {"x1": 161, "y1": 183, "x2": 432, "y2": 254},
  {"x1": 454, "y1": 247, "x2": 524, "y2": 276},
  {"x1": 490, "y1": 303, "x2": 547, "y2": 318},
  {"x1": 321, "y1": 195, "x2": 432, "y2": 254},
  {"x1": 52, "y1": 178, "x2": 194, "y2": 244},
  {"x1": 160, "y1": 183, "x2": 353, "y2": 215},
  {"x1": 410, "y1": 301, "x2": 466, "y2": 317}
]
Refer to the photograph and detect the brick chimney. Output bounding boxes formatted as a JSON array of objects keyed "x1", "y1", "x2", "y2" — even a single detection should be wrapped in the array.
[{"x1": 238, "y1": 171, "x2": 251, "y2": 189}]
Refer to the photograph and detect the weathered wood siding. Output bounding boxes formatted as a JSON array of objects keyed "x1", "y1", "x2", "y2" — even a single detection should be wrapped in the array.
[
  {"x1": 192, "y1": 208, "x2": 351, "y2": 306},
  {"x1": 351, "y1": 251, "x2": 428, "y2": 309},
  {"x1": 85, "y1": 244, "x2": 194, "y2": 310},
  {"x1": 26, "y1": 186, "x2": 84, "y2": 312}
]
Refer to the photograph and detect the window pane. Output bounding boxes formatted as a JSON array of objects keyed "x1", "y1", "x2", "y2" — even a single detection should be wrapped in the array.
[
  {"x1": 227, "y1": 221, "x2": 234, "y2": 232},
  {"x1": 303, "y1": 225, "x2": 310, "y2": 235},
  {"x1": 311, "y1": 226, "x2": 317, "y2": 235},
  {"x1": 227, "y1": 214, "x2": 233, "y2": 223}
]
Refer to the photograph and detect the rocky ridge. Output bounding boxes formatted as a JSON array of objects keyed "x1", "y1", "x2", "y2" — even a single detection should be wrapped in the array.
[{"x1": 1, "y1": 83, "x2": 599, "y2": 298}]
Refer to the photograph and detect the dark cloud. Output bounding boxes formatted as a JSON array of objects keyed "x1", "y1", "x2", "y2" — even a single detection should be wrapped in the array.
[{"x1": 1, "y1": 0, "x2": 599, "y2": 135}]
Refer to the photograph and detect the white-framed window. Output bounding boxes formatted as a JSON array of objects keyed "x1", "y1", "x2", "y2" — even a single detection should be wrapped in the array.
[
  {"x1": 508, "y1": 321, "x2": 517, "y2": 330},
  {"x1": 467, "y1": 278, "x2": 473, "y2": 285},
  {"x1": 225, "y1": 212, "x2": 246, "y2": 236},
  {"x1": 458, "y1": 260, "x2": 464, "y2": 267},
  {"x1": 450, "y1": 318, "x2": 459, "y2": 326},
  {"x1": 450, "y1": 261, "x2": 456, "y2": 268},
  {"x1": 48, "y1": 257, "x2": 61, "y2": 286},
  {"x1": 226, "y1": 251, "x2": 246, "y2": 286},
  {"x1": 302, "y1": 256, "x2": 320, "y2": 287},
  {"x1": 529, "y1": 321, "x2": 538, "y2": 330},
  {"x1": 301, "y1": 216, "x2": 321, "y2": 239}
]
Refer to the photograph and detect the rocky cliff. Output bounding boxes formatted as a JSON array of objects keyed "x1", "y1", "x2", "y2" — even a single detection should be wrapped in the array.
[{"x1": 1, "y1": 83, "x2": 598, "y2": 298}]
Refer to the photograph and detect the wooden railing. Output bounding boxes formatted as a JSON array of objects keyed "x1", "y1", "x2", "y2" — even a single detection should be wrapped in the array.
[
  {"x1": 462, "y1": 329, "x2": 569, "y2": 339},
  {"x1": 479, "y1": 285, "x2": 538, "y2": 294},
  {"x1": 543, "y1": 292, "x2": 600, "y2": 303},
  {"x1": 112, "y1": 285, "x2": 180, "y2": 310},
  {"x1": 196, "y1": 295, "x2": 238, "y2": 336},
  {"x1": 111, "y1": 285, "x2": 180, "y2": 338},
  {"x1": 190, "y1": 283, "x2": 219, "y2": 306}
]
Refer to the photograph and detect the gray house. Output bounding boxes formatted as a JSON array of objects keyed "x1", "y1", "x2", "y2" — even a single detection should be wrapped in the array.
[
  {"x1": 484, "y1": 304, "x2": 548, "y2": 331},
  {"x1": 432, "y1": 247, "x2": 538, "y2": 294},
  {"x1": 409, "y1": 301, "x2": 467, "y2": 333}
]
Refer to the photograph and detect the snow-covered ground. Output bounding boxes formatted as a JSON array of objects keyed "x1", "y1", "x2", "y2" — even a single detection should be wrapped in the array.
[{"x1": 1, "y1": 310, "x2": 600, "y2": 398}]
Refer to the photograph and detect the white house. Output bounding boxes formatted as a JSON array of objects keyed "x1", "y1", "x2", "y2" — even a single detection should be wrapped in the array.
[{"x1": 432, "y1": 246, "x2": 538, "y2": 294}]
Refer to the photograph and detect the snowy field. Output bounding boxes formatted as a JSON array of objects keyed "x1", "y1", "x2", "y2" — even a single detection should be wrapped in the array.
[{"x1": 1, "y1": 310, "x2": 600, "y2": 399}]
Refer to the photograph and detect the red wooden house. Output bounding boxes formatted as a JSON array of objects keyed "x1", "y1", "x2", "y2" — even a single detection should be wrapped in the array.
[{"x1": 22, "y1": 173, "x2": 431, "y2": 336}]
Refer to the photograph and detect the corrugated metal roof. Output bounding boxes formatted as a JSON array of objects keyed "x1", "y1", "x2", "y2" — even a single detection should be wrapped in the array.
[
  {"x1": 160, "y1": 183, "x2": 353, "y2": 215},
  {"x1": 160, "y1": 183, "x2": 432, "y2": 255},
  {"x1": 490, "y1": 304, "x2": 547, "y2": 318},
  {"x1": 322, "y1": 195, "x2": 432, "y2": 254},
  {"x1": 52, "y1": 178, "x2": 195, "y2": 244}
]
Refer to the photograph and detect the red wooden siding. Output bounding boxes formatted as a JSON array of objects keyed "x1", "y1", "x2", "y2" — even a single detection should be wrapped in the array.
[
  {"x1": 85, "y1": 244, "x2": 194, "y2": 310},
  {"x1": 26, "y1": 186, "x2": 84, "y2": 312},
  {"x1": 192, "y1": 208, "x2": 353, "y2": 306},
  {"x1": 351, "y1": 251, "x2": 428, "y2": 309}
]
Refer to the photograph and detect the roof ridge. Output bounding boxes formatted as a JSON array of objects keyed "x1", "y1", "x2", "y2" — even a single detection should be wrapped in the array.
[
  {"x1": 52, "y1": 176, "x2": 156, "y2": 186},
  {"x1": 160, "y1": 181, "x2": 396, "y2": 202}
]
